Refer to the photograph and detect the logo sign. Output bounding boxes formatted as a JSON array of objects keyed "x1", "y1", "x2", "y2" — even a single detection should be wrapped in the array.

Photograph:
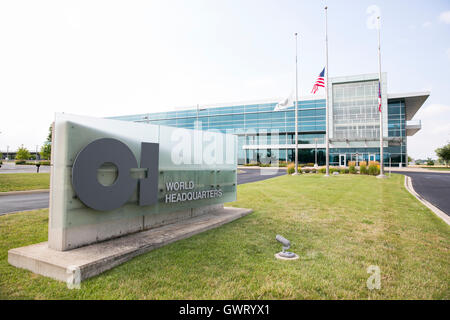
[{"x1": 72, "y1": 138, "x2": 159, "y2": 211}]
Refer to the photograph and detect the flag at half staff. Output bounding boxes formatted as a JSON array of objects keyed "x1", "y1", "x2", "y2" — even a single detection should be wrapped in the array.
[
  {"x1": 311, "y1": 67, "x2": 325, "y2": 94},
  {"x1": 274, "y1": 90, "x2": 294, "y2": 111},
  {"x1": 378, "y1": 81, "x2": 382, "y2": 112}
]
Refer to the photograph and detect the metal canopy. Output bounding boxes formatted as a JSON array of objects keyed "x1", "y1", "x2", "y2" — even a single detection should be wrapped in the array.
[{"x1": 388, "y1": 92, "x2": 430, "y2": 120}]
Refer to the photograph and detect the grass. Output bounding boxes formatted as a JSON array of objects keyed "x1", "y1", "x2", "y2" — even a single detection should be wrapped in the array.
[
  {"x1": 0, "y1": 174, "x2": 449, "y2": 299},
  {"x1": 424, "y1": 167, "x2": 450, "y2": 171},
  {"x1": 0, "y1": 173, "x2": 50, "y2": 192}
]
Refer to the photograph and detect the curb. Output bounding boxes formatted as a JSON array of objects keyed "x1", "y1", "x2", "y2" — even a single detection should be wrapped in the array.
[
  {"x1": 404, "y1": 176, "x2": 450, "y2": 226},
  {"x1": 0, "y1": 189, "x2": 49, "y2": 196}
]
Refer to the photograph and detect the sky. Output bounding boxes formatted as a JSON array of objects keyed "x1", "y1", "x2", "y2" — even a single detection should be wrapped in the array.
[{"x1": 0, "y1": 0, "x2": 449, "y2": 159}]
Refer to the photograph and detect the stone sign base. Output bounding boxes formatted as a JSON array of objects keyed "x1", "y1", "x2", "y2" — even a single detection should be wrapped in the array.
[{"x1": 8, "y1": 207, "x2": 252, "y2": 283}]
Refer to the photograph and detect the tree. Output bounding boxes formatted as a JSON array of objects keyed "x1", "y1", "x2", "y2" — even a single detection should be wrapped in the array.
[
  {"x1": 426, "y1": 157, "x2": 434, "y2": 166},
  {"x1": 408, "y1": 156, "x2": 412, "y2": 163},
  {"x1": 16, "y1": 145, "x2": 31, "y2": 160},
  {"x1": 40, "y1": 125, "x2": 52, "y2": 160},
  {"x1": 40, "y1": 144, "x2": 51, "y2": 160},
  {"x1": 435, "y1": 143, "x2": 450, "y2": 167}
]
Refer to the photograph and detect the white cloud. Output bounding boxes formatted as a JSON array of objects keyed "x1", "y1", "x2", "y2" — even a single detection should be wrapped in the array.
[
  {"x1": 422, "y1": 21, "x2": 432, "y2": 28},
  {"x1": 439, "y1": 11, "x2": 450, "y2": 24}
]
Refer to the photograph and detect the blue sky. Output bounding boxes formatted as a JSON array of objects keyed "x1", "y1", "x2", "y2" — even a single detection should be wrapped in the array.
[{"x1": 0, "y1": 0, "x2": 449, "y2": 159}]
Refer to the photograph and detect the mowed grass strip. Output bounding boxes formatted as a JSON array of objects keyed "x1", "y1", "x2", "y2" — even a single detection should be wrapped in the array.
[
  {"x1": 0, "y1": 174, "x2": 448, "y2": 299},
  {"x1": 0, "y1": 173, "x2": 50, "y2": 192},
  {"x1": 425, "y1": 167, "x2": 450, "y2": 171}
]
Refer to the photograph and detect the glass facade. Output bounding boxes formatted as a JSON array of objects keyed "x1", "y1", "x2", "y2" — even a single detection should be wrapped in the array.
[
  {"x1": 110, "y1": 77, "x2": 413, "y2": 167},
  {"x1": 332, "y1": 80, "x2": 380, "y2": 140}
]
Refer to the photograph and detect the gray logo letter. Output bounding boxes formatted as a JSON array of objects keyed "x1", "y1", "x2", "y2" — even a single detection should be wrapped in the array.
[{"x1": 72, "y1": 138, "x2": 138, "y2": 211}]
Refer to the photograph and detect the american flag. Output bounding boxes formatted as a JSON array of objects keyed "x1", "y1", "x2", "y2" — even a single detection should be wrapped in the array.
[
  {"x1": 378, "y1": 81, "x2": 382, "y2": 112},
  {"x1": 311, "y1": 68, "x2": 325, "y2": 94}
]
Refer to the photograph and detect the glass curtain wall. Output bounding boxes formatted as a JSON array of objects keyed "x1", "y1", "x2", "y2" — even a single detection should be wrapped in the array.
[{"x1": 332, "y1": 80, "x2": 379, "y2": 140}]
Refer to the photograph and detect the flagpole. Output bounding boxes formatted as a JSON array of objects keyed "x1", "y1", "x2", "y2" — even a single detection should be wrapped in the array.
[
  {"x1": 324, "y1": 6, "x2": 330, "y2": 177},
  {"x1": 294, "y1": 32, "x2": 299, "y2": 175},
  {"x1": 377, "y1": 16, "x2": 386, "y2": 178}
]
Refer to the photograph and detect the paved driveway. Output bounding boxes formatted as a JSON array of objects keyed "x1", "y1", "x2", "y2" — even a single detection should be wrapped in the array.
[
  {"x1": 392, "y1": 170, "x2": 450, "y2": 216},
  {"x1": 0, "y1": 168, "x2": 287, "y2": 214},
  {"x1": 0, "y1": 163, "x2": 50, "y2": 174},
  {"x1": 0, "y1": 192, "x2": 49, "y2": 215},
  {"x1": 237, "y1": 168, "x2": 286, "y2": 185}
]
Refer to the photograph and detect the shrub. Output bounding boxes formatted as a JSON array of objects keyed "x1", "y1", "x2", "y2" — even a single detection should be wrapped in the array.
[
  {"x1": 299, "y1": 164, "x2": 307, "y2": 168},
  {"x1": 330, "y1": 167, "x2": 339, "y2": 173},
  {"x1": 359, "y1": 161, "x2": 367, "y2": 167},
  {"x1": 259, "y1": 163, "x2": 271, "y2": 167},
  {"x1": 360, "y1": 164, "x2": 368, "y2": 174},
  {"x1": 310, "y1": 169, "x2": 316, "y2": 173},
  {"x1": 369, "y1": 161, "x2": 379, "y2": 167},
  {"x1": 368, "y1": 164, "x2": 380, "y2": 176},
  {"x1": 349, "y1": 165, "x2": 357, "y2": 174},
  {"x1": 40, "y1": 161, "x2": 50, "y2": 166},
  {"x1": 303, "y1": 168, "x2": 310, "y2": 173},
  {"x1": 287, "y1": 163, "x2": 295, "y2": 174},
  {"x1": 15, "y1": 160, "x2": 26, "y2": 165},
  {"x1": 348, "y1": 161, "x2": 356, "y2": 167},
  {"x1": 319, "y1": 167, "x2": 326, "y2": 174},
  {"x1": 306, "y1": 163, "x2": 315, "y2": 167},
  {"x1": 244, "y1": 163, "x2": 258, "y2": 166}
]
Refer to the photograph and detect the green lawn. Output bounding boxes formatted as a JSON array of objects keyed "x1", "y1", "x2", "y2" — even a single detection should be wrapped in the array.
[
  {"x1": 425, "y1": 167, "x2": 450, "y2": 171},
  {"x1": 0, "y1": 174, "x2": 449, "y2": 299},
  {"x1": 0, "y1": 173, "x2": 50, "y2": 192}
]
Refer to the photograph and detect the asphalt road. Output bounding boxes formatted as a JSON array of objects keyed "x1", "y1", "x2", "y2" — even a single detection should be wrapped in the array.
[
  {"x1": 4, "y1": 169, "x2": 447, "y2": 217},
  {"x1": 0, "y1": 192, "x2": 50, "y2": 215},
  {"x1": 237, "y1": 168, "x2": 287, "y2": 185},
  {"x1": 0, "y1": 163, "x2": 50, "y2": 174},
  {"x1": 0, "y1": 169, "x2": 287, "y2": 215},
  {"x1": 391, "y1": 170, "x2": 450, "y2": 216}
]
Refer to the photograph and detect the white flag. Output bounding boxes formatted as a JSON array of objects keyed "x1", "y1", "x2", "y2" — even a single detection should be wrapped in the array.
[{"x1": 274, "y1": 91, "x2": 294, "y2": 111}]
